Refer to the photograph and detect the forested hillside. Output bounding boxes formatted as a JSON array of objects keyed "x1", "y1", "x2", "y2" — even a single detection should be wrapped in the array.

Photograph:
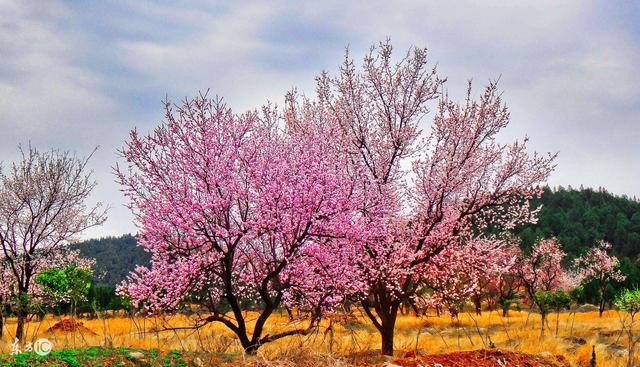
[
  {"x1": 71, "y1": 234, "x2": 150, "y2": 286},
  {"x1": 517, "y1": 186, "x2": 640, "y2": 258}
]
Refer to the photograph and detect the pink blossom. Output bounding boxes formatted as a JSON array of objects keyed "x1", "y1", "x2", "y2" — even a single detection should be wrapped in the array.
[{"x1": 574, "y1": 240, "x2": 625, "y2": 316}]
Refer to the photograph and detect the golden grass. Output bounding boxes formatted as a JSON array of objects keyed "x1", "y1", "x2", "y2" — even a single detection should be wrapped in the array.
[{"x1": 0, "y1": 309, "x2": 634, "y2": 366}]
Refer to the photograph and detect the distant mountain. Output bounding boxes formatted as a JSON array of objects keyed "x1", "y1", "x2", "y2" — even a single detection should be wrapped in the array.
[{"x1": 71, "y1": 234, "x2": 150, "y2": 287}]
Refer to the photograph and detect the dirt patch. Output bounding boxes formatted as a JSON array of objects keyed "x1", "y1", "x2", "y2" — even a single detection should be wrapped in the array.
[
  {"x1": 45, "y1": 318, "x2": 97, "y2": 335},
  {"x1": 598, "y1": 329, "x2": 620, "y2": 338},
  {"x1": 390, "y1": 349, "x2": 571, "y2": 367}
]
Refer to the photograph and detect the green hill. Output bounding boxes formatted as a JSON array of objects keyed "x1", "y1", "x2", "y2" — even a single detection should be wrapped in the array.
[
  {"x1": 517, "y1": 186, "x2": 640, "y2": 259},
  {"x1": 71, "y1": 234, "x2": 150, "y2": 287}
]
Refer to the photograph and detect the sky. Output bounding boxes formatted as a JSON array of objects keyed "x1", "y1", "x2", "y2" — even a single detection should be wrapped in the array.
[{"x1": 1, "y1": 0, "x2": 639, "y2": 239}]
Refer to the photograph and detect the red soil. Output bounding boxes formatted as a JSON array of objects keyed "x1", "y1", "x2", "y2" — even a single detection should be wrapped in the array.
[
  {"x1": 45, "y1": 318, "x2": 97, "y2": 335},
  {"x1": 390, "y1": 349, "x2": 571, "y2": 367}
]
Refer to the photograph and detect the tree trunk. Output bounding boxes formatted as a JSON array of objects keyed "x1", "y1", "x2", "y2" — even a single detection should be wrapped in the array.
[
  {"x1": 540, "y1": 312, "x2": 547, "y2": 338},
  {"x1": 555, "y1": 311, "x2": 560, "y2": 336},
  {"x1": 599, "y1": 282, "x2": 606, "y2": 317},
  {"x1": 380, "y1": 319, "x2": 396, "y2": 356},
  {"x1": 0, "y1": 308, "x2": 4, "y2": 338},
  {"x1": 14, "y1": 286, "x2": 30, "y2": 342},
  {"x1": 379, "y1": 303, "x2": 399, "y2": 356},
  {"x1": 244, "y1": 342, "x2": 261, "y2": 355},
  {"x1": 362, "y1": 297, "x2": 399, "y2": 356},
  {"x1": 410, "y1": 302, "x2": 420, "y2": 317},
  {"x1": 473, "y1": 297, "x2": 482, "y2": 315},
  {"x1": 15, "y1": 312, "x2": 26, "y2": 341}
]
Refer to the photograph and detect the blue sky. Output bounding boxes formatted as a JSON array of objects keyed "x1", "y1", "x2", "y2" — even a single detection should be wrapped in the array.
[{"x1": 1, "y1": 1, "x2": 639, "y2": 238}]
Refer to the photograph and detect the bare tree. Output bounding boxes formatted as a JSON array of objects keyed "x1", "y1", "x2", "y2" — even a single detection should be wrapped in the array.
[{"x1": 0, "y1": 145, "x2": 107, "y2": 341}]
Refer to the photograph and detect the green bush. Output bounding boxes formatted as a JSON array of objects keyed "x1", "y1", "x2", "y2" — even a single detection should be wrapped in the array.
[
  {"x1": 614, "y1": 288, "x2": 640, "y2": 315},
  {"x1": 534, "y1": 290, "x2": 572, "y2": 314}
]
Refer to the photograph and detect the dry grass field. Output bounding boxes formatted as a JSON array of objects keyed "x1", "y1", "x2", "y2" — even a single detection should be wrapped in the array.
[{"x1": 0, "y1": 309, "x2": 634, "y2": 366}]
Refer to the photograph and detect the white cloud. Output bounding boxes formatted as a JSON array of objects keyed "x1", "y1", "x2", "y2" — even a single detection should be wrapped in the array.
[
  {"x1": 0, "y1": 1, "x2": 119, "y2": 138},
  {"x1": 0, "y1": 0, "x2": 638, "y2": 238}
]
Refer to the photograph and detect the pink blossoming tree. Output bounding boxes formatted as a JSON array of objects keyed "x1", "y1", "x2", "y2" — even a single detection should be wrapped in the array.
[
  {"x1": 297, "y1": 42, "x2": 557, "y2": 355},
  {"x1": 116, "y1": 96, "x2": 362, "y2": 354},
  {"x1": 468, "y1": 239, "x2": 520, "y2": 315},
  {"x1": 488, "y1": 244, "x2": 523, "y2": 317},
  {"x1": 515, "y1": 238, "x2": 576, "y2": 304},
  {"x1": 410, "y1": 238, "x2": 518, "y2": 320},
  {"x1": 514, "y1": 238, "x2": 581, "y2": 336},
  {"x1": 575, "y1": 240, "x2": 626, "y2": 317}
]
